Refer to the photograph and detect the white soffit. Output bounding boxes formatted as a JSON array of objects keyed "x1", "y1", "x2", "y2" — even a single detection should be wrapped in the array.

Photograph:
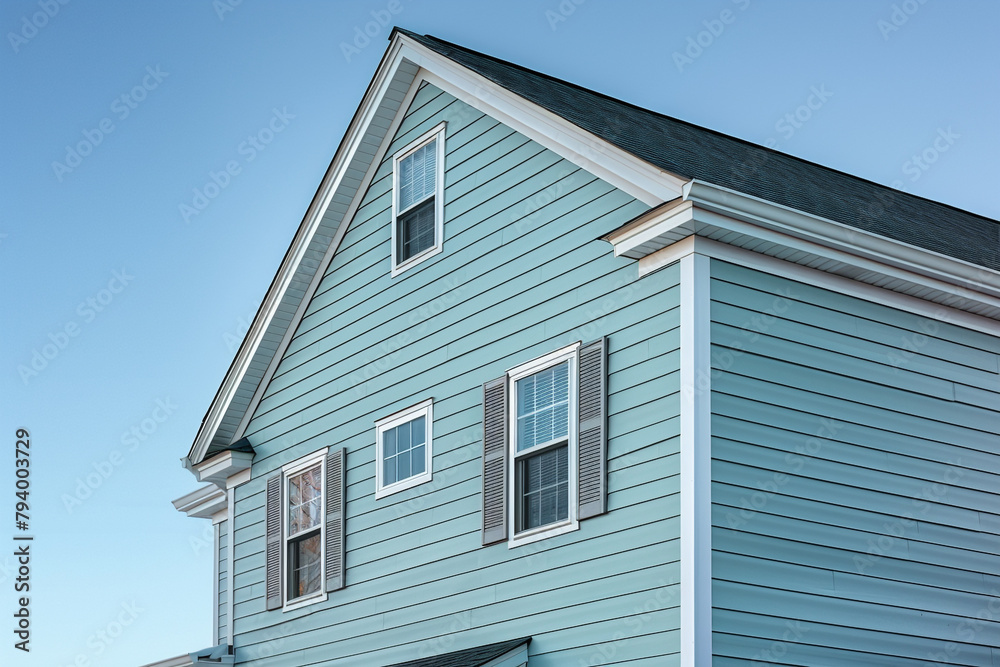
[{"x1": 605, "y1": 180, "x2": 1000, "y2": 324}]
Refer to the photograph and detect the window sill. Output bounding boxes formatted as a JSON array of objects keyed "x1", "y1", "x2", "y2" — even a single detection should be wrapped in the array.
[
  {"x1": 282, "y1": 590, "x2": 327, "y2": 613},
  {"x1": 507, "y1": 519, "x2": 579, "y2": 549},
  {"x1": 375, "y1": 469, "x2": 432, "y2": 500},
  {"x1": 391, "y1": 243, "x2": 443, "y2": 278}
]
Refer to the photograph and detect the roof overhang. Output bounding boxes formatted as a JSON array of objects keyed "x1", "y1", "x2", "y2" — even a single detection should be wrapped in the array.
[
  {"x1": 604, "y1": 179, "x2": 1000, "y2": 328},
  {"x1": 171, "y1": 484, "x2": 227, "y2": 519}
]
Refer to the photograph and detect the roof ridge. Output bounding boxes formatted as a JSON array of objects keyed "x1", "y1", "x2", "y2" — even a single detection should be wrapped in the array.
[{"x1": 408, "y1": 31, "x2": 997, "y2": 225}]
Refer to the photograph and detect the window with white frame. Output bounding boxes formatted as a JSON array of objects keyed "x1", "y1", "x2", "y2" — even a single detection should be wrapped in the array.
[
  {"x1": 375, "y1": 399, "x2": 433, "y2": 499},
  {"x1": 480, "y1": 338, "x2": 607, "y2": 550},
  {"x1": 265, "y1": 447, "x2": 345, "y2": 612},
  {"x1": 285, "y1": 461, "x2": 323, "y2": 602},
  {"x1": 392, "y1": 123, "x2": 445, "y2": 276},
  {"x1": 508, "y1": 345, "x2": 579, "y2": 543}
]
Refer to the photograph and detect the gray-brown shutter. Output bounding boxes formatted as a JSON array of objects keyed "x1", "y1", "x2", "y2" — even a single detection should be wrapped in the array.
[
  {"x1": 578, "y1": 337, "x2": 608, "y2": 519},
  {"x1": 265, "y1": 474, "x2": 282, "y2": 610},
  {"x1": 325, "y1": 447, "x2": 346, "y2": 592},
  {"x1": 482, "y1": 377, "x2": 508, "y2": 545}
]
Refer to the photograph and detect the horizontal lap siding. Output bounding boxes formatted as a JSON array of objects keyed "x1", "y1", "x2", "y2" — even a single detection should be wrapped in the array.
[
  {"x1": 232, "y1": 84, "x2": 682, "y2": 665},
  {"x1": 709, "y1": 260, "x2": 1000, "y2": 666}
]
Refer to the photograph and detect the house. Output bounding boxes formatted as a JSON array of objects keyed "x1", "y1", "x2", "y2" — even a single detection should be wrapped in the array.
[{"x1": 156, "y1": 28, "x2": 1000, "y2": 667}]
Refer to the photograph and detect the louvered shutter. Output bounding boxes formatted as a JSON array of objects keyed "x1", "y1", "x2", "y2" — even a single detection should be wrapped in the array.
[
  {"x1": 482, "y1": 377, "x2": 508, "y2": 545},
  {"x1": 265, "y1": 474, "x2": 282, "y2": 610},
  {"x1": 578, "y1": 337, "x2": 608, "y2": 519},
  {"x1": 325, "y1": 448, "x2": 346, "y2": 592}
]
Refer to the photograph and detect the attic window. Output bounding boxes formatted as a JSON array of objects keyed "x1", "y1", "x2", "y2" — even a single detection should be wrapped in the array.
[{"x1": 392, "y1": 122, "x2": 445, "y2": 276}]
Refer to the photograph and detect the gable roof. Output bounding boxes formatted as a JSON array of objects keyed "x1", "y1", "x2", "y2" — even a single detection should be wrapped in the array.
[
  {"x1": 398, "y1": 30, "x2": 998, "y2": 272},
  {"x1": 185, "y1": 28, "x2": 999, "y2": 469},
  {"x1": 383, "y1": 637, "x2": 530, "y2": 667}
]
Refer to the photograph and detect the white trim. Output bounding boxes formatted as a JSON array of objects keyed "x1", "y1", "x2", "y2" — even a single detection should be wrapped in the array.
[
  {"x1": 225, "y1": 488, "x2": 235, "y2": 644},
  {"x1": 642, "y1": 236, "x2": 1000, "y2": 337},
  {"x1": 407, "y1": 41, "x2": 680, "y2": 206},
  {"x1": 481, "y1": 642, "x2": 530, "y2": 667},
  {"x1": 391, "y1": 122, "x2": 447, "y2": 277},
  {"x1": 172, "y1": 484, "x2": 228, "y2": 519},
  {"x1": 211, "y1": 508, "x2": 228, "y2": 525},
  {"x1": 187, "y1": 39, "x2": 412, "y2": 466},
  {"x1": 507, "y1": 342, "x2": 581, "y2": 548},
  {"x1": 280, "y1": 448, "x2": 329, "y2": 612},
  {"x1": 686, "y1": 180, "x2": 1000, "y2": 299},
  {"x1": 194, "y1": 451, "x2": 254, "y2": 489},
  {"x1": 374, "y1": 399, "x2": 434, "y2": 499},
  {"x1": 679, "y1": 251, "x2": 712, "y2": 667},
  {"x1": 231, "y1": 70, "x2": 427, "y2": 444},
  {"x1": 212, "y1": 521, "x2": 220, "y2": 646}
]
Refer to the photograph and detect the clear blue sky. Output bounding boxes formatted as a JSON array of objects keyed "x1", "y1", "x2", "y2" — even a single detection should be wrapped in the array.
[{"x1": 1, "y1": 1, "x2": 996, "y2": 665}]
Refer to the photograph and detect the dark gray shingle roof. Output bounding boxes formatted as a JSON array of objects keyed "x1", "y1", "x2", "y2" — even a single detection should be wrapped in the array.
[
  {"x1": 399, "y1": 30, "x2": 999, "y2": 272},
  {"x1": 382, "y1": 637, "x2": 530, "y2": 667}
]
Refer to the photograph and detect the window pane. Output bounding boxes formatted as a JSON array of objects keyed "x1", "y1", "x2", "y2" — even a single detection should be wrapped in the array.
[
  {"x1": 288, "y1": 465, "x2": 322, "y2": 535},
  {"x1": 516, "y1": 362, "x2": 570, "y2": 451},
  {"x1": 384, "y1": 428, "x2": 397, "y2": 457},
  {"x1": 399, "y1": 140, "x2": 436, "y2": 211},
  {"x1": 520, "y1": 445, "x2": 569, "y2": 530},
  {"x1": 398, "y1": 199, "x2": 435, "y2": 261},
  {"x1": 381, "y1": 414, "x2": 429, "y2": 487},
  {"x1": 396, "y1": 448, "x2": 411, "y2": 481},
  {"x1": 411, "y1": 444, "x2": 425, "y2": 476},
  {"x1": 384, "y1": 452, "x2": 397, "y2": 486},
  {"x1": 289, "y1": 532, "x2": 321, "y2": 599}
]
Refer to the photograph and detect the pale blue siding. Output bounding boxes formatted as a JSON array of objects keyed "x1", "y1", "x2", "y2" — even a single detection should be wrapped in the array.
[
  {"x1": 710, "y1": 260, "x2": 1000, "y2": 665},
  {"x1": 230, "y1": 84, "x2": 682, "y2": 665}
]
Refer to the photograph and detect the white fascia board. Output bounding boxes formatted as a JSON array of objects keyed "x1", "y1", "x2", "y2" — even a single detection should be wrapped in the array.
[
  {"x1": 398, "y1": 37, "x2": 681, "y2": 207},
  {"x1": 605, "y1": 199, "x2": 695, "y2": 258},
  {"x1": 685, "y1": 180, "x2": 1000, "y2": 300},
  {"x1": 172, "y1": 484, "x2": 227, "y2": 519},
  {"x1": 194, "y1": 451, "x2": 254, "y2": 488},
  {"x1": 187, "y1": 39, "x2": 411, "y2": 467}
]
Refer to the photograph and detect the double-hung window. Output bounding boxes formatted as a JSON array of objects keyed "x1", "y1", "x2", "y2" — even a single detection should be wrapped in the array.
[
  {"x1": 286, "y1": 462, "x2": 323, "y2": 602},
  {"x1": 392, "y1": 122, "x2": 445, "y2": 276},
  {"x1": 375, "y1": 399, "x2": 433, "y2": 499},
  {"x1": 264, "y1": 447, "x2": 346, "y2": 611},
  {"x1": 510, "y1": 350, "x2": 576, "y2": 538},
  {"x1": 481, "y1": 338, "x2": 608, "y2": 548}
]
